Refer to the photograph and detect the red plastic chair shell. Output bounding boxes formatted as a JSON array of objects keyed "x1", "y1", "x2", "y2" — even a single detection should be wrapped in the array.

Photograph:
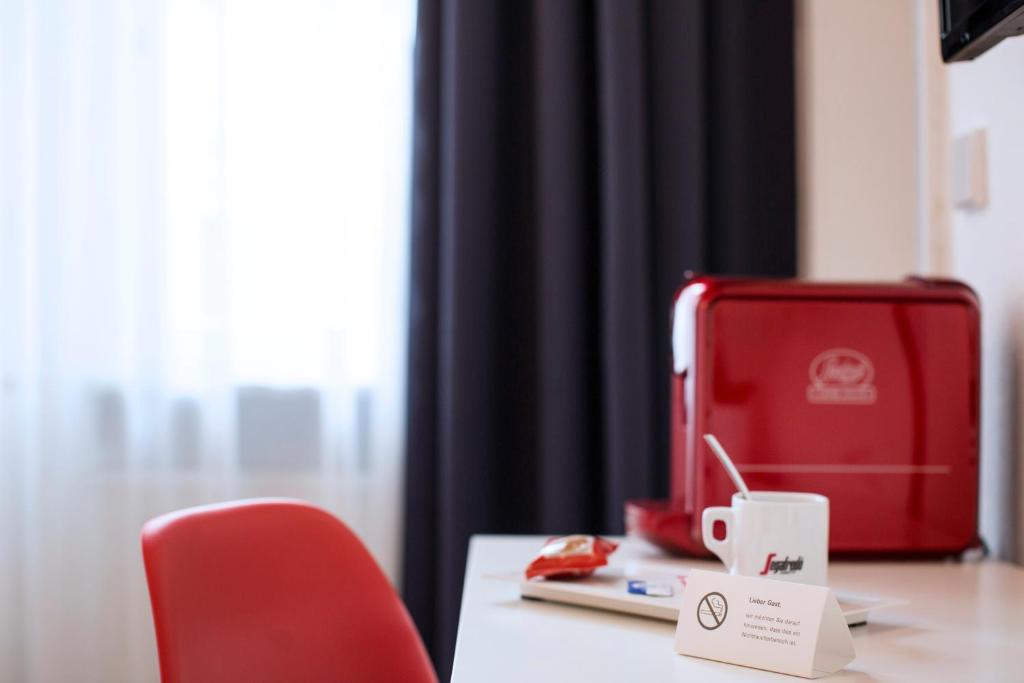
[{"x1": 141, "y1": 498, "x2": 436, "y2": 683}]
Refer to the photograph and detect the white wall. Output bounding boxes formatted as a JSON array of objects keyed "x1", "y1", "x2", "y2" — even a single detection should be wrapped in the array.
[
  {"x1": 947, "y1": 38, "x2": 1024, "y2": 562},
  {"x1": 796, "y1": 0, "x2": 919, "y2": 280}
]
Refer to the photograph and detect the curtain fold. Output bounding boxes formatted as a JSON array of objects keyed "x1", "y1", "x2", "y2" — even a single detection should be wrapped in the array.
[{"x1": 403, "y1": 0, "x2": 796, "y2": 676}]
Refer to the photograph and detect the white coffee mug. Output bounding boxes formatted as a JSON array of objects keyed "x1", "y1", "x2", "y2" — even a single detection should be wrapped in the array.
[{"x1": 702, "y1": 491, "x2": 829, "y2": 586}]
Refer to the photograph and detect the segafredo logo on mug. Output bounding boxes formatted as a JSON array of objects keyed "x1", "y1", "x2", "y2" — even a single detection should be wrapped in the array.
[
  {"x1": 759, "y1": 553, "x2": 805, "y2": 576},
  {"x1": 702, "y1": 492, "x2": 829, "y2": 586}
]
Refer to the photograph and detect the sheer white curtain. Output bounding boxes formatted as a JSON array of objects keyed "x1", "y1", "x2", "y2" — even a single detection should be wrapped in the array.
[{"x1": 0, "y1": 1, "x2": 415, "y2": 681}]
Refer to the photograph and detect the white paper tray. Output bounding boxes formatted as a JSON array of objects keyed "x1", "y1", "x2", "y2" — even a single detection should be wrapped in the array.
[{"x1": 488, "y1": 568, "x2": 907, "y2": 626}]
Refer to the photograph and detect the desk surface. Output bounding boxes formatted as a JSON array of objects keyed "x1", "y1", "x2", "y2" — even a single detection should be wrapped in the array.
[{"x1": 452, "y1": 535, "x2": 1024, "y2": 682}]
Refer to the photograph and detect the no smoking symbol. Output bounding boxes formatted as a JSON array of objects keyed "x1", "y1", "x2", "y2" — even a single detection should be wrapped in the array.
[{"x1": 697, "y1": 591, "x2": 728, "y2": 630}]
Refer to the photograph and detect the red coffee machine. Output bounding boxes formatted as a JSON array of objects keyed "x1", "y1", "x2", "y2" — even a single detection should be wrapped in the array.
[{"x1": 626, "y1": 276, "x2": 981, "y2": 556}]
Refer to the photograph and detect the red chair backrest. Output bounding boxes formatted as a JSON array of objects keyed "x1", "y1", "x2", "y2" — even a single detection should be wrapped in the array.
[{"x1": 141, "y1": 499, "x2": 436, "y2": 683}]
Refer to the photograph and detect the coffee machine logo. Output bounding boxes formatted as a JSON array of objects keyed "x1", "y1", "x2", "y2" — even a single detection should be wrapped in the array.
[{"x1": 806, "y1": 348, "x2": 877, "y2": 405}]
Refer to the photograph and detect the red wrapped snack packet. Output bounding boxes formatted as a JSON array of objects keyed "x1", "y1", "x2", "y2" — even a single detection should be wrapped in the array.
[{"x1": 525, "y1": 535, "x2": 619, "y2": 580}]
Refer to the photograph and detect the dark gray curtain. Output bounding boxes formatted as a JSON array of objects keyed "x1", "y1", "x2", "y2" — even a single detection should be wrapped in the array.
[{"x1": 402, "y1": 0, "x2": 795, "y2": 676}]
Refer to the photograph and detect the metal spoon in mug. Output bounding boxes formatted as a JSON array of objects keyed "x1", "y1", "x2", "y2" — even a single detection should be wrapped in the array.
[{"x1": 703, "y1": 434, "x2": 752, "y2": 499}]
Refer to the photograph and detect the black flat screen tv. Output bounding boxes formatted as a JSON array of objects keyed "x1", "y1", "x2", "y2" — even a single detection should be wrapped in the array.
[{"x1": 941, "y1": 0, "x2": 1024, "y2": 61}]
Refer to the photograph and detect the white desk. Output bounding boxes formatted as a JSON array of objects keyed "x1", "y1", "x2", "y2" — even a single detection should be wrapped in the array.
[{"x1": 452, "y1": 535, "x2": 1024, "y2": 681}]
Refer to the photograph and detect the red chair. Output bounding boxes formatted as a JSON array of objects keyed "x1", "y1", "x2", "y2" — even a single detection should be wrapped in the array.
[{"x1": 141, "y1": 498, "x2": 436, "y2": 683}]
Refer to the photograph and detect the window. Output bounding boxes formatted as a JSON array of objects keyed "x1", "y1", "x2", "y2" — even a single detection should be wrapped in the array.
[{"x1": 0, "y1": 2, "x2": 416, "y2": 680}]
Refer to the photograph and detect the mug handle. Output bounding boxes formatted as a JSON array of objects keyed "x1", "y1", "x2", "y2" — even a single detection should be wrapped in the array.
[{"x1": 701, "y1": 506, "x2": 734, "y2": 569}]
